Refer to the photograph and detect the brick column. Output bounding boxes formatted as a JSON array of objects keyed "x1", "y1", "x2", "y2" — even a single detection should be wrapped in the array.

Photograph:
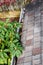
[{"x1": 17, "y1": 3, "x2": 43, "y2": 65}]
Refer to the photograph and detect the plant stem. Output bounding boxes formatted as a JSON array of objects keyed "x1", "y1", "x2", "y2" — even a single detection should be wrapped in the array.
[
  {"x1": 12, "y1": 56, "x2": 17, "y2": 65},
  {"x1": 15, "y1": 56, "x2": 17, "y2": 65},
  {"x1": 7, "y1": 58, "x2": 10, "y2": 65},
  {"x1": 7, "y1": 59, "x2": 8, "y2": 65}
]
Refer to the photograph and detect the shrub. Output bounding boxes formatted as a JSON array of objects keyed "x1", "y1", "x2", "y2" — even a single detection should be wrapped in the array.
[{"x1": 0, "y1": 19, "x2": 23, "y2": 65}]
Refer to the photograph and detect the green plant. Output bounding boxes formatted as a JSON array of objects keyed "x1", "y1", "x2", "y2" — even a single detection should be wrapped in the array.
[{"x1": 0, "y1": 19, "x2": 23, "y2": 65}]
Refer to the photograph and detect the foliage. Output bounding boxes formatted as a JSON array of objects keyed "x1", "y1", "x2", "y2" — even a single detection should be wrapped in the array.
[{"x1": 0, "y1": 19, "x2": 23, "y2": 64}]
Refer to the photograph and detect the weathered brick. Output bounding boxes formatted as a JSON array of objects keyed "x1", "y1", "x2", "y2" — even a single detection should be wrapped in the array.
[
  {"x1": 34, "y1": 32, "x2": 40, "y2": 37},
  {"x1": 27, "y1": 27, "x2": 34, "y2": 32},
  {"x1": 32, "y1": 54, "x2": 40, "y2": 60},
  {"x1": 42, "y1": 53, "x2": 43, "y2": 60},
  {"x1": 34, "y1": 42, "x2": 40, "y2": 48},
  {"x1": 34, "y1": 27, "x2": 40, "y2": 33},
  {"x1": 26, "y1": 35, "x2": 33, "y2": 40},
  {"x1": 22, "y1": 25, "x2": 27, "y2": 31},
  {"x1": 33, "y1": 59, "x2": 41, "y2": 65},
  {"x1": 27, "y1": 24, "x2": 34, "y2": 30},
  {"x1": 26, "y1": 30, "x2": 33, "y2": 36},
  {"x1": 24, "y1": 56, "x2": 31, "y2": 62},
  {"x1": 24, "y1": 52, "x2": 32, "y2": 57},
  {"x1": 35, "y1": 16, "x2": 40, "y2": 21},
  {"x1": 26, "y1": 39, "x2": 32, "y2": 46},
  {"x1": 24, "y1": 62, "x2": 32, "y2": 65},
  {"x1": 34, "y1": 36, "x2": 40, "y2": 42},
  {"x1": 21, "y1": 31, "x2": 26, "y2": 42},
  {"x1": 25, "y1": 46, "x2": 33, "y2": 52},
  {"x1": 32, "y1": 47, "x2": 41, "y2": 55},
  {"x1": 17, "y1": 63, "x2": 23, "y2": 65},
  {"x1": 34, "y1": 44, "x2": 40, "y2": 48},
  {"x1": 41, "y1": 10, "x2": 43, "y2": 15},
  {"x1": 27, "y1": 20, "x2": 34, "y2": 24},
  {"x1": 17, "y1": 57, "x2": 24, "y2": 64}
]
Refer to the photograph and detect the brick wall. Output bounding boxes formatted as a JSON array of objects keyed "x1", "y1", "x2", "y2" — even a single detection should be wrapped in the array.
[{"x1": 17, "y1": 2, "x2": 43, "y2": 65}]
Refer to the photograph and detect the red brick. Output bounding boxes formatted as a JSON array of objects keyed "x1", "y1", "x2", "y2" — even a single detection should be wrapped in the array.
[
  {"x1": 32, "y1": 47, "x2": 41, "y2": 55},
  {"x1": 26, "y1": 39, "x2": 32, "y2": 46}
]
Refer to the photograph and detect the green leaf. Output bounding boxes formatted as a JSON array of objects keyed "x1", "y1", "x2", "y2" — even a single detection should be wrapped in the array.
[
  {"x1": 3, "y1": 53, "x2": 8, "y2": 58},
  {"x1": 15, "y1": 50, "x2": 21, "y2": 57},
  {"x1": 15, "y1": 33, "x2": 20, "y2": 39},
  {"x1": 13, "y1": 39, "x2": 18, "y2": 43},
  {"x1": 4, "y1": 49, "x2": 9, "y2": 52},
  {"x1": 6, "y1": 18, "x2": 10, "y2": 23},
  {"x1": 1, "y1": 43, "x2": 4, "y2": 49}
]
